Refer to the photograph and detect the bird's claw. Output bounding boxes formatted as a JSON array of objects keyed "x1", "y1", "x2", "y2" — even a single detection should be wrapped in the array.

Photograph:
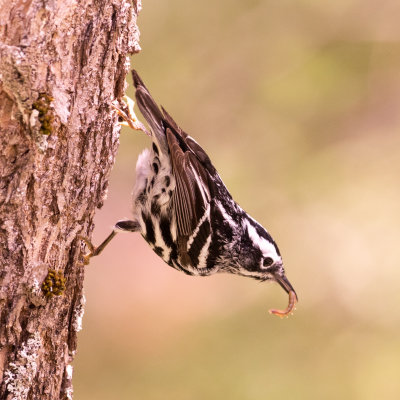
[
  {"x1": 77, "y1": 235, "x2": 95, "y2": 265},
  {"x1": 77, "y1": 231, "x2": 117, "y2": 266},
  {"x1": 112, "y1": 96, "x2": 150, "y2": 136}
]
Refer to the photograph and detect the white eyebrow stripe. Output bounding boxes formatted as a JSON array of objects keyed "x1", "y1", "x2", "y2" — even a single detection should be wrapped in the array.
[{"x1": 245, "y1": 220, "x2": 278, "y2": 258}]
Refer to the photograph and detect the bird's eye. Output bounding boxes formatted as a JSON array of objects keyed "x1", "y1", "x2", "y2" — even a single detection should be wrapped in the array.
[{"x1": 263, "y1": 257, "x2": 274, "y2": 267}]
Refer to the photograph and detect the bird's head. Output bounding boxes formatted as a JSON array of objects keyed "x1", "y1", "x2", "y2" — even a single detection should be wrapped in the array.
[{"x1": 237, "y1": 219, "x2": 298, "y2": 317}]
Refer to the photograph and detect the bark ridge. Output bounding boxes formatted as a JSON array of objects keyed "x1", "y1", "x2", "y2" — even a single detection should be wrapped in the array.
[{"x1": 0, "y1": 0, "x2": 141, "y2": 398}]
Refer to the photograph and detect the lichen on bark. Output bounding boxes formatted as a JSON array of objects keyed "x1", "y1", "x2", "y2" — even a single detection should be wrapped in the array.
[{"x1": 0, "y1": 0, "x2": 141, "y2": 398}]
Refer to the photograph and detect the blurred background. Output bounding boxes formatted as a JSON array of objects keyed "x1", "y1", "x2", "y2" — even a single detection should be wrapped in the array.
[{"x1": 74, "y1": 0, "x2": 400, "y2": 398}]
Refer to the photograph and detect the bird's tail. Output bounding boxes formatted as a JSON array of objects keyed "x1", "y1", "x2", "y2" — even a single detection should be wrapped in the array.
[{"x1": 132, "y1": 70, "x2": 167, "y2": 150}]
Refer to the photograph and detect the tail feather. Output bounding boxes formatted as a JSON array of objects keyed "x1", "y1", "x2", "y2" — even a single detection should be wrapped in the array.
[{"x1": 131, "y1": 70, "x2": 167, "y2": 150}]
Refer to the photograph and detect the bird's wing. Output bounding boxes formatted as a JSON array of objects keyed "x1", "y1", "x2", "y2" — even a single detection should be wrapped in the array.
[
  {"x1": 163, "y1": 104, "x2": 221, "y2": 264},
  {"x1": 132, "y1": 69, "x2": 216, "y2": 263},
  {"x1": 162, "y1": 106, "x2": 217, "y2": 186},
  {"x1": 165, "y1": 127, "x2": 211, "y2": 241}
]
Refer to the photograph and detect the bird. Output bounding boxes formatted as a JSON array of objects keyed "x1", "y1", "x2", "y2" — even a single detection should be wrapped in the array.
[{"x1": 79, "y1": 70, "x2": 298, "y2": 318}]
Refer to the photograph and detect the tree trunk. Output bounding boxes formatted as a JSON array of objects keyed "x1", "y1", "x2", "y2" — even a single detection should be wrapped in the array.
[{"x1": 0, "y1": 0, "x2": 141, "y2": 398}]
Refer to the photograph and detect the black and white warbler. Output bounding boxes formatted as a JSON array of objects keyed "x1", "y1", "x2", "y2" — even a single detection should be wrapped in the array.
[{"x1": 80, "y1": 70, "x2": 298, "y2": 317}]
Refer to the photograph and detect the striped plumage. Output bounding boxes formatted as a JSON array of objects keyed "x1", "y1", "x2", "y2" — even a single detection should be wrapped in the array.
[{"x1": 81, "y1": 70, "x2": 298, "y2": 317}]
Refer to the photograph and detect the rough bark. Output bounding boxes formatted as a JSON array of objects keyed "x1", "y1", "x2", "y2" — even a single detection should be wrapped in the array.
[{"x1": 0, "y1": 0, "x2": 140, "y2": 398}]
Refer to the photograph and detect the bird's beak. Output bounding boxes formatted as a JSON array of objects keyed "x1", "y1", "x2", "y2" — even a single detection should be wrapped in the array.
[
  {"x1": 275, "y1": 273, "x2": 297, "y2": 299},
  {"x1": 269, "y1": 273, "x2": 298, "y2": 318}
]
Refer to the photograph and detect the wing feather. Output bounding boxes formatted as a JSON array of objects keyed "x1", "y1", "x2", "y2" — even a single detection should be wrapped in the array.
[
  {"x1": 131, "y1": 70, "x2": 217, "y2": 264},
  {"x1": 166, "y1": 128, "x2": 198, "y2": 236},
  {"x1": 165, "y1": 125, "x2": 214, "y2": 266}
]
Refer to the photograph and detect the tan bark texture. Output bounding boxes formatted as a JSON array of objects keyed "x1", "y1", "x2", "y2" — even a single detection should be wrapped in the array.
[{"x1": 0, "y1": 0, "x2": 141, "y2": 398}]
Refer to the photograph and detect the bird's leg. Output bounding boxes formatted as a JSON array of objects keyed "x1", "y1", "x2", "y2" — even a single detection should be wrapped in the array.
[
  {"x1": 78, "y1": 220, "x2": 140, "y2": 265},
  {"x1": 78, "y1": 231, "x2": 118, "y2": 265},
  {"x1": 112, "y1": 95, "x2": 150, "y2": 136}
]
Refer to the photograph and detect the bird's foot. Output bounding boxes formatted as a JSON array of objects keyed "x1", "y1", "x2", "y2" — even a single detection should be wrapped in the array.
[
  {"x1": 77, "y1": 235, "x2": 96, "y2": 265},
  {"x1": 112, "y1": 96, "x2": 150, "y2": 136},
  {"x1": 78, "y1": 231, "x2": 117, "y2": 266}
]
